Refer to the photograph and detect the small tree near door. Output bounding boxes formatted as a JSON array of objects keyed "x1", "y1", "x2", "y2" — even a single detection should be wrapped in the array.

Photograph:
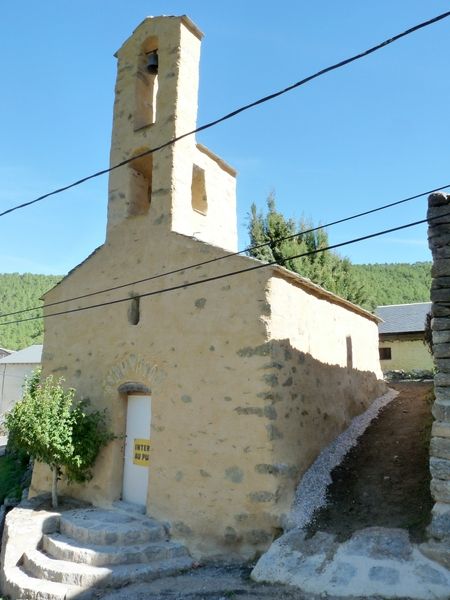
[{"x1": 6, "y1": 372, "x2": 114, "y2": 508}]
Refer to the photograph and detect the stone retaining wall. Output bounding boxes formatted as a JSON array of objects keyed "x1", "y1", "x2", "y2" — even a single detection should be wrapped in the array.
[{"x1": 422, "y1": 192, "x2": 450, "y2": 567}]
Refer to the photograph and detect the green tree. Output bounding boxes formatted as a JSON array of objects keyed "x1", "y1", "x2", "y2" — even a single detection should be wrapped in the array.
[
  {"x1": 248, "y1": 194, "x2": 371, "y2": 308},
  {"x1": 6, "y1": 372, "x2": 113, "y2": 508}
]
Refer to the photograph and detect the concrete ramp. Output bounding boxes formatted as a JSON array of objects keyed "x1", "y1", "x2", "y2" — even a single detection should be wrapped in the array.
[{"x1": 252, "y1": 527, "x2": 450, "y2": 599}]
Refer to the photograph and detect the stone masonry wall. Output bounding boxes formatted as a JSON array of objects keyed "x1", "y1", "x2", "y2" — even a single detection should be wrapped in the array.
[{"x1": 422, "y1": 192, "x2": 450, "y2": 567}]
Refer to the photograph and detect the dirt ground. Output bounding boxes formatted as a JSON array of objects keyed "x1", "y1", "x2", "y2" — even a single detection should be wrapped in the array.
[
  {"x1": 307, "y1": 381, "x2": 434, "y2": 543},
  {"x1": 101, "y1": 564, "x2": 406, "y2": 600}
]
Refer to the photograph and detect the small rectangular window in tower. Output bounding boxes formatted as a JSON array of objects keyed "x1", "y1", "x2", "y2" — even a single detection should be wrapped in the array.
[
  {"x1": 128, "y1": 155, "x2": 153, "y2": 217},
  {"x1": 379, "y1": 347, "x2": 392, "y2": 360},
  {"x1": 134, "y1": 49, "x2": 158, "y2": 130},
  {"x1": 128, "y1": 295, "x2": 140, "y2": 325},
  {"x1": 191, "y1": 165, "x2": 207, "y2": 215}
]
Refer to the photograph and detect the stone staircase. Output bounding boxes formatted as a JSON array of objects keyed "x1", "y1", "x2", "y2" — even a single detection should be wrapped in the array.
[{"x1": 1, "y1": 502, "x2": 193, "y2": 599}]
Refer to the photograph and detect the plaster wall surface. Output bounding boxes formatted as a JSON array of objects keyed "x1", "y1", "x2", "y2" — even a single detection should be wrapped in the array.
[
  {"x1": 107, "y1": 17, "x2": 237, "y2": 252},
  {"x1": 379, "y1": 338, "x2": 433, "y2": 372},
  {"x1": 267, "y1": 275, "x2": 383, "y2": 373},
  {"x1": 261, "y1": 275, "x2": 386, "y2": 518},
  {"x1": 189, "y1": 144, "x2": 237, "y2": 251},
  {"x1": 31, "y1": 225, "x2": 277, "y2": 558}
]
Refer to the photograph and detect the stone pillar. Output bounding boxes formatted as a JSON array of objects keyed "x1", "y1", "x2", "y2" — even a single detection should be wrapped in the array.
[{"x1": 421, "y1": 191, "x2": 450, "y2": 567}]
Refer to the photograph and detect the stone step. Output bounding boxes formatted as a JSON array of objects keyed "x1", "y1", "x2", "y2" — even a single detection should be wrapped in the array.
[
  {"x1": 3, "y1": 565, "x2": 93, "y2": 600},
  {"x1": 43, "y1": 531, "x2": 190, "y2": 566},
  {"x1": 112, "y1": 500, "x2": 146, "y2": 515},
  {"x1": 23, "y1": 549, "x2": 194, "y2": 588},
  {"x1": 59, "y1": 508, "x2": 166, "y2": 545}
]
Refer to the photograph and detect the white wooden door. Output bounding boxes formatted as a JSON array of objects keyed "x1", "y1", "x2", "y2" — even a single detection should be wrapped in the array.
[{"x1": 122, "y1": 394, "x2": 151, "y2": 506}]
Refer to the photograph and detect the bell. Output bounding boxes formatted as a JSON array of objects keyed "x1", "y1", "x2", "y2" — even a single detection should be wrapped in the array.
[{"x1": 146, "y1": 51, "x2": 158, "y2": 74}]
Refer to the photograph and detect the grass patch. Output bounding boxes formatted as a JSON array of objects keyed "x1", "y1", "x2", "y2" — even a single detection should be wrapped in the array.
[{"x1": 0, "y1": 454, "x2": 28, "y2": 503}]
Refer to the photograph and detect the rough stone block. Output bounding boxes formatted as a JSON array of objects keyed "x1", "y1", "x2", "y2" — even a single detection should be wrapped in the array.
[
  {"x1": 432, "y1": 421, "x2": 450, "y2": 438},
  {"x1": 430, "y1": 478, "x2": 450, "y2": 502},
  {"x1": 433, "y1": 343, "x2": 450, "y2": 358},
  {"x1": 428, "y1": 204, "x2": 450, "y2": 224},
  {"x1": 432, "y1": 259, "x2": 450, "y2": 278},
  {"x1": 428, "y1": 192, "x2": 450, "y2": 207},
  {"x1": 435, "y1": 372, "x2": 450, "y2": 386},
  {"x1": 280, "y1": 529, "x2": 337, "y2": 556},
  {"x1": 432, "y1": 304, "x2": 450, "y2": 318},
  {"x1": 368, "y1": 565, "x2": 400, "y2": 585},
  {"x1": 428, "y1": 502, "x2": 450, "y2": 541},
  {"x1": 429, "y1": 240, "x2": 450, "y2": 255},
  {"x1": 428, "y1": 225, "x2": 450, "y2": 241},
  {"x1": 432, "y1": 317, "x2": 450, "y2": 331},
  {"x1": 432, "y1": 276, "x2": 450, "y2": 289},
  {"x1": 430, "y1": 436, "x2": 450, "y2": 460},
  {"x1": 413, "y1": 563, "x2": 448, "y2": 585},
  {"x1": 430, "y1": 457, "x2": 450, "y2": 480},
  {"x1": 433, "y1": 246, "x2": 450, "y2": 259},
  {"x1": 420, "y1": 540, "x2": 450, "y2": 569},
  {"x1": 431, "y1": 398, "x2": 450, "y2": 420},
  {"x1": 251, "y1": 529, "x2": 334, "y2": 586},
  {"x1": 431, "y1": 288, "x2": 450, "y2": 303},
  {"x1": 429, "y1": 223, "x2": 450, "y2": 236},
  {"x1": 434, "y1": 387, "x2": 450, "y2": 402},
  {"x1": 329, "y1": 562, "x2": 357, "y2": 586},
  {"x1": 341, "y1": 527, "x2": 412, "y2": 561},
  {"x1": 435, "y1": 358, "x2": 450, "y2": 373}
]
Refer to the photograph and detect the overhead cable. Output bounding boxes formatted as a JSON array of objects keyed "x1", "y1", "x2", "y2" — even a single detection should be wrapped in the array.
[
  {"x1": 1, "y1": 211, "x2": 448, "y2": 327},
  {"x1": 1, "y1": 183, "x2": 448, "y2": 320},
  {"x1": 1, "y1": 10, "x2": 449, "y2": 219}
]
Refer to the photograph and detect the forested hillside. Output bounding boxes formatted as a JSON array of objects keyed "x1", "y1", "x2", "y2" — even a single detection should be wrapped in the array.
[
  {"x1": 0, "y1": 274, "x2": 62, "y2": 350},
  {"x1": 351, "y1": 262, "x2": 431, "y2": 308}
]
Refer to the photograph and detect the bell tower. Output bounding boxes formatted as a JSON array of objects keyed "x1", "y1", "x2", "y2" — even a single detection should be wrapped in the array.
[{"x1": 106, "y1": 16, "x2": 238, "y2": 252}]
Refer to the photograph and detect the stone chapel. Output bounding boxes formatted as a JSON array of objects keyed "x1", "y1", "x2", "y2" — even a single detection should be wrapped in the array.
[{"x1": 30, "y1": 15, "x2": 385, "y2": 559}]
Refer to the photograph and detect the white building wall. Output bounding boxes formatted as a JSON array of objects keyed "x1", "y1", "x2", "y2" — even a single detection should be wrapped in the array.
[{"x1": 0, "y1": 363, "x2": 37, "y2": 417}]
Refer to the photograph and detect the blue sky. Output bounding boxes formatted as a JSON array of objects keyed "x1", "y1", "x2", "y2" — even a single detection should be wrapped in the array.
[{"x1": 1, "y1": 1, "x2": 449, "y2": 275}]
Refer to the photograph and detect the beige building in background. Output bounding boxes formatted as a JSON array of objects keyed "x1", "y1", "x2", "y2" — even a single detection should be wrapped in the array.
[
  {"x1": 31, "y1": 15, "x2": 385, "y2": 559},
  {"x1": 376, "y1": 302, "x2": 433, "y2": 372}
]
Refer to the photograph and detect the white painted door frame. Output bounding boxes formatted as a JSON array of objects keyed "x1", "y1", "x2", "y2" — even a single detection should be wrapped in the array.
[{"x1": 122, "y1": 394, "x2": 151, "y2": 506}]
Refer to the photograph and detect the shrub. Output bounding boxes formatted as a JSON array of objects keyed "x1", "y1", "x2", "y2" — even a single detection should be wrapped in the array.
[{"x1": 6, "y1": 373, "x2": 114, "y2": 507}]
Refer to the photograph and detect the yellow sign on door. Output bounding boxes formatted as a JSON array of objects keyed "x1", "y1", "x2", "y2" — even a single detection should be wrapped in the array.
[{"x1": 133, "y1": 438, "x2": 151, "y2": 466}]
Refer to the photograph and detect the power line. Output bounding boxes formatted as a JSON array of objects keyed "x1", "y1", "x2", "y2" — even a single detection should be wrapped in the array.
[
  {"x1": 1, "y1": 10, "x2": 449, "y2": 219},
  {"x1": 1, "y1": 183, "x2": 448, "y2": 320},
  {"x1": 1, "y1": 211, "x2": 447, "y2": 327}
]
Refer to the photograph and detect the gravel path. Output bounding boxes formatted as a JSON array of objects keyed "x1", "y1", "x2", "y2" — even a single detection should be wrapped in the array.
[
  {"x1": 287, "y1": 388, "x2": 398, "y2": 530},
  {"x1": 307, "y1": 382, "x2": 434, "y2": 542}
]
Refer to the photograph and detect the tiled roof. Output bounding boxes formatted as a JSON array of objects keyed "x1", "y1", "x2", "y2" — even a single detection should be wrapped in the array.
[{"x1": 375, "y1": 302, "x2": 431, "y2": 334}]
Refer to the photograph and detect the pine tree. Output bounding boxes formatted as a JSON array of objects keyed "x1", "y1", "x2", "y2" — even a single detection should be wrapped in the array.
[{"x1": 247, "y1": 194, "x2": 372, "y2": 308}]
